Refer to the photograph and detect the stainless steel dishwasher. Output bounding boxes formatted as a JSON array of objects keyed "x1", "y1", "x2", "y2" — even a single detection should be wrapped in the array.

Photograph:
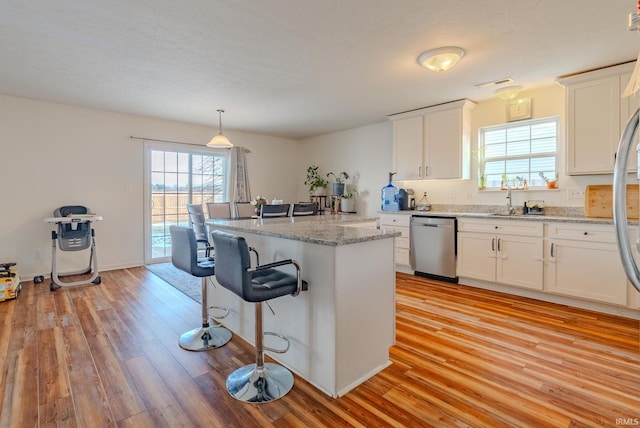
[{"x1": 410, "y1": 216, "x2": 458, "y2": 282}]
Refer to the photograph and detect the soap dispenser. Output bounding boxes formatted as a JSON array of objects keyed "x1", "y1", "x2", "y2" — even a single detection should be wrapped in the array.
[{"x1": 381, "y1": 172, "x2": 399, "y2": 211}]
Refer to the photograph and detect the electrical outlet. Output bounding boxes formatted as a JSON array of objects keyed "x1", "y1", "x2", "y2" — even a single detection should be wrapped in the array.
[
  {"x1": 448, "y1": 192, "x2": 456, "y2": 200},
  {"x1": 465, "y1": 191, "x2": 473, "y2": 199},
  {"x1": 566, "y1": 188, "x2": 585, "y2": 199}
]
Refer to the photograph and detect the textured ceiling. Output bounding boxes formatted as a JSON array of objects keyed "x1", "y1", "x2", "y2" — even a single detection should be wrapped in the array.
[{"x1": 0, "y1": 1, "x2": 638, "y2": 139}]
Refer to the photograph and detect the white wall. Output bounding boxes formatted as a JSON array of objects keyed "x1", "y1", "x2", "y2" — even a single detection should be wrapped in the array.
[
  {"x1": 298, "y1": 121, "x2": 392, "y2": 217},
  {"x1": 0, "y1": 94, "x2": 299, "y2": 279},
  {"x1": 301, "y1": 84, "x2": 632, "y2": 217},
  {"x1": 3, "y1": 84, "x2": 631, "y2": 279}
]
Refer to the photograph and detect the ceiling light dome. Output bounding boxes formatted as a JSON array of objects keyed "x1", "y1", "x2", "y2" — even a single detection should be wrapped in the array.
[
  {"x1": 496, "y1": 85, "x2": 523, "y2": 101},
  {"x1": 207, "y1": 109, "x2": 233, "y2": 148},
  {"x1": 417, "y1": 47, "x2": 465, "y2": 72}
]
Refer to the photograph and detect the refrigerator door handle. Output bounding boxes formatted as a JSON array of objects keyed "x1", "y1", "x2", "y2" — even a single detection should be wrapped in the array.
[{"x1": 613, "y1": 107, "x2": 640, "y2": 292}]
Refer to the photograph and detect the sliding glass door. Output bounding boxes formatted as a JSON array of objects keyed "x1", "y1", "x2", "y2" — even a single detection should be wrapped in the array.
[{"x1": 144, "y1": 141, "x2": 227, "y2": 264}]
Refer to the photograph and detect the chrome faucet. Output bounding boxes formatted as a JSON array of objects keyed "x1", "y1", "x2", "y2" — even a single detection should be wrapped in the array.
[{"x1": 506, "y1": 183, "x2": 515, "y2": 215}]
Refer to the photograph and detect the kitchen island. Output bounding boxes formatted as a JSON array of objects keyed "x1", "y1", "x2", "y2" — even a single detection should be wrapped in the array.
[{"x1": 205, "y1": 215, "x2": 400, "y2": 397}]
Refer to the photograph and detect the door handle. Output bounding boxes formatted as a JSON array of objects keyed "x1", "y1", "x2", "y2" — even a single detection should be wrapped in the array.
[
  {"x1": 497, "y1": 238, "x2": 501, "y2": 251},
  {"x1": 550, "y1": 243, "x2": 555, "y2": 258},
  {"x1": 491, "y1": 237, "x2": 495, "y2": 251}
]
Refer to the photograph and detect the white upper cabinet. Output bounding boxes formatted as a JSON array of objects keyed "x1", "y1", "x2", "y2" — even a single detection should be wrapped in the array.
[
  {"x1": 389, "y1": 99, "x2": 475, "y2": 180},
  {"x1": 392, "y1": 115, "x2": 423, "y2": 180},
  {"x1": 559, "y1": 62, "x2": 637, "y2": 175}
]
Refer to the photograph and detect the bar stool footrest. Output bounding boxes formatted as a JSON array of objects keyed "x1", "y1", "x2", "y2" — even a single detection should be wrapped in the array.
[
  {"x1": 263, "y1": 331, "x2": 290, "y2": 354},
  {"x1": 208, "y1": 305, "x2": 230, "y2": 320}
]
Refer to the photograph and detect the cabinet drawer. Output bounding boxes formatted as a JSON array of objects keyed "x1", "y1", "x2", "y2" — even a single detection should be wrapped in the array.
[
  {"x1": 380, "y1": 214, "x2": 410, "y2": 227},
  {"x1": 458, "y1": 219, "x2": 543, "y2": 237},
  {"x1": 396, "y1": 236, "x2": 409, "y2": 250},
  {"x1": 547, "y1": 223, "x2": 616, "y2": 243},
  {"x1": 395, "y1": 247, "x2": 410, "y2": 266}
]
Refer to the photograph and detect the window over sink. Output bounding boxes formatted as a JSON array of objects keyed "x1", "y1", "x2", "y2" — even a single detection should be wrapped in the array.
[{"x1": 479, "y1": 116, "x2": 558, "y2": 190}]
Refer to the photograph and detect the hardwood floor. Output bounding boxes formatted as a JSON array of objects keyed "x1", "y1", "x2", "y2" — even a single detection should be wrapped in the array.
[{"x1": 1, "y1": 269, "x2": 638, "y2": 427}]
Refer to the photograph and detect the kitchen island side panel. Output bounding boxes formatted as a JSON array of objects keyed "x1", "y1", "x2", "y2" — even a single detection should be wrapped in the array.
[{"x1": 334, "y1": 238, "x2": 396, "y2": 396}]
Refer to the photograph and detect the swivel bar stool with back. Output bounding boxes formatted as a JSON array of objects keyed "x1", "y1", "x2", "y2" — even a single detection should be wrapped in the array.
[
  {"x1": 170, "y1": 226, "x2": 232, "y2": 351},
  {"x1": 211, "y1": 230, "x2": 308, "y2": 403},
  {"x1": 186, "y1": 204, "x2": 212, "y2": 257}
]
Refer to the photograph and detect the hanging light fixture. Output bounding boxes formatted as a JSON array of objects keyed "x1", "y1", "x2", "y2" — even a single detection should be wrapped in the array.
[
  {"x1": 417, "y1": 47, "x2": 465, "y2": 72},
  {"x1": 207, "y1": 109, "x2": 233, "y2": 148}
]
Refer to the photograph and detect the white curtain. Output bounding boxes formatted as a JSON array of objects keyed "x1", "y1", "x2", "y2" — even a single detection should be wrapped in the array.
[{"x1": 227, "y1": 146, "x2": 251, "y2": 214}]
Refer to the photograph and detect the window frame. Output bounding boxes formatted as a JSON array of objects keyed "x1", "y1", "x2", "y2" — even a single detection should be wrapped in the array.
[
  {"x1": 143, "y1": 140, "x2": 229, "y2": 263},
  {"x1": 478, "y1": 116, "x2": 559, "y2": 190}
]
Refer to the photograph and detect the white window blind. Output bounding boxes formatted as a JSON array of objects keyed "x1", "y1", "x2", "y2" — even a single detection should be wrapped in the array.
[{"x1": 479, "y1": 117, "x2": 558, "y2": 189}]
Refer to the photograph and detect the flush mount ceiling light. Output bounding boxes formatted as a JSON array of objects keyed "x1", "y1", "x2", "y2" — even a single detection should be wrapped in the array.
[
  {"x1": 417, "y1": 47, "x2": 465, "y2": 72},
  {"x1": 207, "y1": 109, "x2": 233, "y2": 148},
  {"x1": 496, "y1": 85, "x2": 523, "y2": 101}
]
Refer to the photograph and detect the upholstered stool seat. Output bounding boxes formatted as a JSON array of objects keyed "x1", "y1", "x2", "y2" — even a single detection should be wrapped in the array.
[
  {"x1": 211, "y1": 230, "x2": 308, "y2": 403},
  {"x1": 170, "y1": 226, "x2": 232, "y2": 351}
]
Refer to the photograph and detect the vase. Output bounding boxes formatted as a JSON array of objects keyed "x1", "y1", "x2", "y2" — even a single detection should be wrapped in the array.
[
  {"x1": 312, "y1": 187, "x2": 327, "y2": 196},
  {"x1": 332, "y1": 183, "x2": 345, "y2": 196},
  {"x1": 340, "y1": 198, "x2": 355, "y2": 213}
]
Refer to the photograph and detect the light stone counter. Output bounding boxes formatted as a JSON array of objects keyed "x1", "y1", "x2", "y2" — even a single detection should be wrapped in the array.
[
  {"x1": 207, "y1": 214, "x2": 400, "y2": 246},
  {"x1": 381, "y1": 209, "x2": 639, "y2": 226}
]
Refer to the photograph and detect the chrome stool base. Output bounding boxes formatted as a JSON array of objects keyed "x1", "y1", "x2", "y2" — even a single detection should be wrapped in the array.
[
  {"x1": 179, "y1": 325, "x2": 232, "y2": 352},
  {"x1": 226, "y1": 362, "x2": 294, "y2": 403}
]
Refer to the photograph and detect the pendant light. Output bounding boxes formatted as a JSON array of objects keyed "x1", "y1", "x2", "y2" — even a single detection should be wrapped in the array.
[{"x1": 207, "y1": 109, "x2": 233, "y2": 148}]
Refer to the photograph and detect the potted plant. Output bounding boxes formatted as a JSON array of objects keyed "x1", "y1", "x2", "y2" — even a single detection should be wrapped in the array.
[
  {"x1": 305, "y1": 165, "x2": 328, "y2": 195},
  {"x1": 539, "y1": 172, "x2": 559, "y2": 189},
  {"x1": 250, "y1": 196, "x2": 268, "y2": 214},
  {"x1": 327, "y1": 171, "x2": 349, "y2": 196},
  {"x1": 340, "y1": 188, "x2": 358, "y2": 212}
]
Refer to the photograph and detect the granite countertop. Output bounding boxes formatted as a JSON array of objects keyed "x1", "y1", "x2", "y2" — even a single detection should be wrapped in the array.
[
  {"x1": 207, "y1": 215, "x2": 400, "y2": 246},
  {"x1": 380, "y1": 205, "x2": 639, "y2": 226}
]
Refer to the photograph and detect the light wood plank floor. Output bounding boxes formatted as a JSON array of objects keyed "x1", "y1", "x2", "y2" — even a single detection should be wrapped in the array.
[{"x1": 1, "y1": 268, "x2": 638, "y2": 427}]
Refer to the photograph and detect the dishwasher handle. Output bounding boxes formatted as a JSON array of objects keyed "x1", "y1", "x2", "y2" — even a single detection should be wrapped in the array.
[{"x1": 413, "y1": 223, "x2": 452, "y2": 228}]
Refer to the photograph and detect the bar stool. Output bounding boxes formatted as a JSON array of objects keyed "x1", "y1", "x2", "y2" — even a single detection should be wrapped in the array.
[
  {"x1": 211, "y1": 230, "x2": 308, "y2": 403},
  {"x1": 170, "y1": 226, "x2": 232, "y2": 351}
]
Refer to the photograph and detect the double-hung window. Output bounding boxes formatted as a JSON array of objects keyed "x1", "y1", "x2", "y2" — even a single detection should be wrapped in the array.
[{"x1": 479, "y1": 116, "x2": 558, "y2": 189}]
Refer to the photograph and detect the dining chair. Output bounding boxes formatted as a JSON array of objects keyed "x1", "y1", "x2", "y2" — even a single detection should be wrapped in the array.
[
  {"x1": 207, "y1": 202, "x2": 232, "y2": 219},
  {"x1": 186, "y1": 204, "x2": 212, "y2": 257},
  {"x1": 260, "y1": 204, "x2": 291, "y2": 218},
  {"x1": 235, "y1": 201, "x2": 256, "y2": 219},
  {"x1": 291, "y1": 202, "x2": 318, "y2": 217}
]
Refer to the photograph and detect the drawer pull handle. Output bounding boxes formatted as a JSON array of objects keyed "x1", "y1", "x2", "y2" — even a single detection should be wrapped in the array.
[{"x1": 583, "y1": 232, "x2": 588, "y2": 235}]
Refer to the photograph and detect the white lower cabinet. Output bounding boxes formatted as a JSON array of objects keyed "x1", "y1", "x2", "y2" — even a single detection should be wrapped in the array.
[
  {"x1": 544, "y1": 223, "x2": 628, "y2": 306},
  {"x1": 458, "y1": 219, "x2": 544, "y2": 290},
  {"x1": 379, "y1": 213, "x2": 410, "y2": 267}
]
